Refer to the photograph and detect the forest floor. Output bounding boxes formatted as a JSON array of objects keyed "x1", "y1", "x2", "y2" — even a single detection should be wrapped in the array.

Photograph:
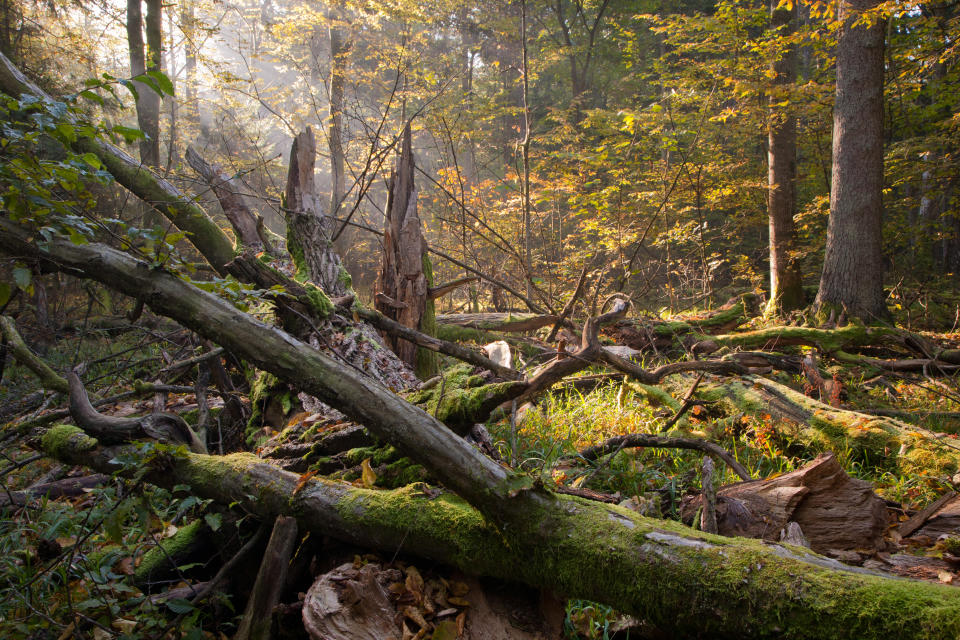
[{"x1": 2, "y1": 300, "x2": 960, "y2": 639}]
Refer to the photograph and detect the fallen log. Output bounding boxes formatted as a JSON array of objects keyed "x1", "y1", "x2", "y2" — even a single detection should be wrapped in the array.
[
  {"x1": 37, "y1": 424, "x2": 960, "y2": 640},
  {"x1": 350, "y1": 305, "x2": 521, "y2": 381},
  {"x1": 680, "y1": 453, "x2": 888, "y2": 556},
  {"x1": 436, "y1": 312, "x2": 562, "y2": 333},
  {"x1": 605, "y1": 294, "x2": 760, "y2": 352},
  {"x1": 236, "y1": 516, "x2": 298, "y2": 640},
  {"x1": 185, "y1": 146, "x2": 281, "y2": 256},
  {"x1": 700, "y1": 374, "x2": 960, "y2": 477}
]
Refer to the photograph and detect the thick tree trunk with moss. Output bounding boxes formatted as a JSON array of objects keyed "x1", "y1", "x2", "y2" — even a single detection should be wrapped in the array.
[{"x1": 375, "y1": 125, "x2": 437, "y2": 378}]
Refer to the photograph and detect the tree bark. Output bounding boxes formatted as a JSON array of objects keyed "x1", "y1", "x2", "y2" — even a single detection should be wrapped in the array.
[
  {"x1": 327, "y1": 0, "x2": 348, "y2": 255},
  {"x1": 375, "y1": 125, "x2": 437, "y2": 378},
  {"x1": 185, "y1": 146, "x2": 279, "y2": 255},
  {"x1": 766, "y1": 0, "x2": 804, "y2": 314},
  {"x1": 285, "y1": 127, "x2": 348, "y2": 297},
  {"x1": 815, "y1": 0, "x2": 888, "y2": 320}
]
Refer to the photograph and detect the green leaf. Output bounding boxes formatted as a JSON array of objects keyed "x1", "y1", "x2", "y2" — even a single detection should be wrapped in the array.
[
  {"x1": 112, "y1": 125, "x2": 145, "y2": 143},
  {"x1": 203, "y1": 512, "x2": 222, "y2": 532},
  {"x1": 12, "y1": 266, "x2": 31, "y2": 290},
  {"x1": 145, "y1": 70, "x2": 175, "y2": 96},
  {"x1": 118, "y1": 78, "x2": 139, "y2": 101},
  {"x1": 78, "y1": 90, "x2": 104, "y2": 105},
  {"x1": 166, "y1": 598, "x2": 195, "y2": 614},
  {"x1": 0, "y1": 283, "x2": 10, "y2": 307}
]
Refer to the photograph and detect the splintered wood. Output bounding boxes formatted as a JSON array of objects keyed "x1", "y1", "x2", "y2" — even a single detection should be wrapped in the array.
[
  {"x1": 681, "y1": 453, "x2": 887, "y2": 556},
  {"x1": 375, "y1": 125, "x2": 429, "y2": 368}
]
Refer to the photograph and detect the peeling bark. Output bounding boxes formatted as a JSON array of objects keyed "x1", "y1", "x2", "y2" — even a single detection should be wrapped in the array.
[
  {"x1": 375, "y1": 125, "x2": 435, "y2": 376},
  {"x1": 285, "y1": 127, "x2": 347, "y2": 297}
]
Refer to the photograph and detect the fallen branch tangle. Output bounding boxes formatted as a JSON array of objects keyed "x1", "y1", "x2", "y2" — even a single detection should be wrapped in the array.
[{"x1": 6, "y1": 222, "x2": 960, "y2": 638}]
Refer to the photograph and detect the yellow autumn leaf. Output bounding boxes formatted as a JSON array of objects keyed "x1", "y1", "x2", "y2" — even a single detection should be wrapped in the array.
[{"x1": 361, "y1": 458, "x2": 377, "y2": 488}]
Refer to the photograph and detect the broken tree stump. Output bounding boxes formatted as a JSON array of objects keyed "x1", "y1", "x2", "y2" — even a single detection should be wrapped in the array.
[
  {"x1": 374, "y1": 124, "x2": 437, "y2": 379},
  {"x1": 681, "y1": 453, "x2": 888, "y2": 556}
]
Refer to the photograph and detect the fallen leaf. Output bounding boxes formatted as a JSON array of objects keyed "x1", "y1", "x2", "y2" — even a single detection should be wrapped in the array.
[
  {"x1": 111, "y1": 618, "x2": 137, "y2": 633},
  {"x1": 116, "y1": 557, "x2": 135, "y2": 575},
  {"x1": 361, "y1": 458, "x2": 377, "y2": 488},
  {"x1": 294, "y1": 470, "x2": 318, "y2": 496},
  {"x1": 939, "y1": 571, "x2": 954, "y2": 584}
]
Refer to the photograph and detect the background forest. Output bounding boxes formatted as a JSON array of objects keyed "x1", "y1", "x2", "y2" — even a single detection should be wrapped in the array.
[
  {"x1": 1, "y1": 0, "x2": 960, "y2": 638},
  {"x1": 2, "y1": 0, "x2": 956, "y2": 316}
]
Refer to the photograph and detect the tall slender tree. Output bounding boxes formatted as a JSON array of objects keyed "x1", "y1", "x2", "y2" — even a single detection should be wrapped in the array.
[
  {"x1": 815, "y1": 0, "x2": 888, "y2": 320},
  {"x1": 766, "y1": 0, "x2": 804, "y2": 314}
]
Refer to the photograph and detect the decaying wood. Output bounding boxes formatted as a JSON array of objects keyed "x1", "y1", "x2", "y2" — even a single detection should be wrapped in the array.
[
  {"x1": 37, "y1": 424, "x2": 960, "y2": 640},
  {"x1": 13, "y1": 226, "x2": 960, "y2": 638},
  {"x1": 185, "y1": 146, "x2": 279, "y2": 255},
  {"x1": 429, "y1": 275, "x2": 479, "y2": 300},
  {"x1": 0, "y1": 315, "x2": 68, "y2": 394},
  {"x1": 349, "y1": 304, "x2": 520, "y2": 380},
  {"x1": 700, "y1": 456, "x2": 718, "y2": 534},
  {"x1": 235, "y1": 516, "x2": 299, "y2": 640},
  {"x1": 375, "y1": 124, "x2": 431, "y2": 370},
  {"x1": 285, "y1": 127, "x2": 347, "y2": 297},
  {"x1": 0, "y1": 474, "x2": 110, "y2": 507},
  {"x1": 681, "y1": 453, "x2": 888, "y2": 555},
  {"x1": 604, "y1": 294, "x2": 759, "y2": 352},
  {"x1": 902, "y1": 493, "x2": 960, "y2": 540},
  {"x1": 701, "y1": 374, "x2": 960, "y2": 477},
  {"x1": 68, "y1": 371, "x2": 206, "y2": 453},
  {"x1": 437, "y1": 312, "x2": 561, "y2": 333}
]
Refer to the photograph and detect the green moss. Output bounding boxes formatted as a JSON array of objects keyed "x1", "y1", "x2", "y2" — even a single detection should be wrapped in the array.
[
  {"x1": 337, "y1": 265, "x2": 353, "y2": 289},
  {"x1": 133, "y1": 519, "x2": 206, "y2": 585},
  {"x1": 415, "y1": 254, "x2": 439, "y2": 379},
  {"x1": 42, "y1": 425, "x2": 98, "y2": 458},
  {"x1": 304, "y1": 283, "x2": 333, "y2": 318},
  {"x1": 246, "y1": 371, "x2": 283, "y2": 446},
  {"x1": 285, "y1": 223, "x2": 309, "y2": 283},
  {"x1": 407, "y1": 364, "x2": 522, "y2": 433},
  {"x1": 327, "y1": 485, "x2": 960, "y2": 639},
  {"x1": 343, "y1": 445, "x2": 401, "y2": 467}
]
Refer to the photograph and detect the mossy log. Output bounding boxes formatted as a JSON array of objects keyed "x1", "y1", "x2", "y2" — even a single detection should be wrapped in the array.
[
  {"x1": 699, "y1": 374, "x2": 960, "y2": 476},
  {"x1": 436, "y1": 312, "x2": 562, "y2": 333},
  {"x1": 604, "y1": 294, "x2": 759, "y2": 352},
  {"x1": 0, "y1": 315, "x2": 68, "y2": 394},
  {"x1": 693, "y1": 322, "x2": 906, "y2": 356},
  {"x1": 39, "y1": 424, "x2": 960, "y2": 640}
]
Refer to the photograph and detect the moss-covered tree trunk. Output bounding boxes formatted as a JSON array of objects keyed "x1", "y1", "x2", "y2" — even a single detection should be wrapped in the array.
[{"x1": 38, "y1": 424, "x2": 960, "y2": 640}]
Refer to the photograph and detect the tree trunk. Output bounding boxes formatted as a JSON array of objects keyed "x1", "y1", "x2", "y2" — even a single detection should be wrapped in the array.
[
  {"x1": 766, "y1": 0, "x2": 804, "y2": 314},
  {"x1": 284, "y1": 127, "x2": 347, "y2": 297},
  {"x1": 375, "y1": 125, "x2": 437, "y2": 378},
  {"x1": 327, "y1": 0, "x2": 348, "y2": 254},
  {"x1": 815, "y1": 0, "x2": 888, "y2": 321},
  {"x1": 185, "y1": 146, "x2": 280, "y2": 255}
]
